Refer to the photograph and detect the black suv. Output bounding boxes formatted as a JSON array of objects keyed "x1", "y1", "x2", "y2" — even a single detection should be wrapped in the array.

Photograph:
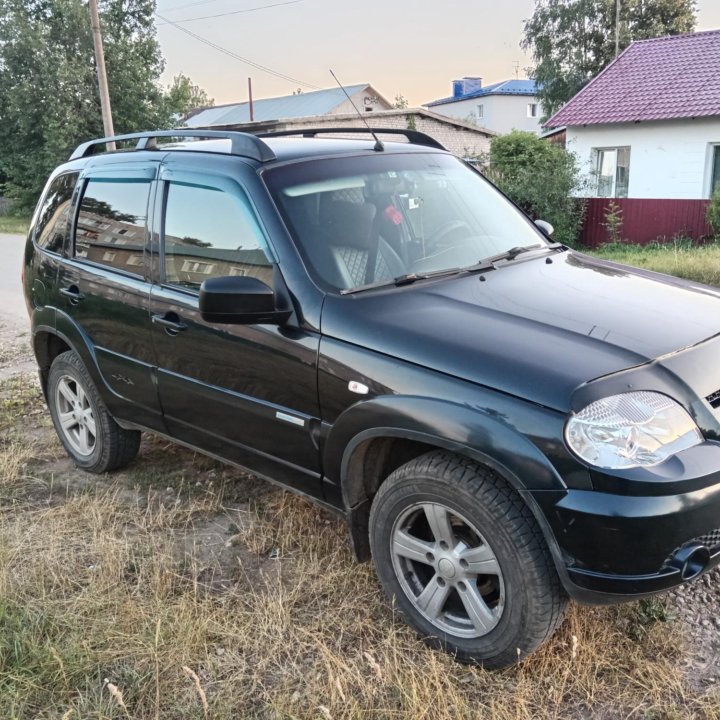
[{"x1": 23, "y1": 128, "x2": 720, "y2": 668}]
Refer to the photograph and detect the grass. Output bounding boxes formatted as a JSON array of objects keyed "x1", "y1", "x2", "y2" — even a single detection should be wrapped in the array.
[
  {"x1": 0, "y1": 214, "x2": 29, "y2": 235},
  {"x1": 589, "y1": 239, "x2": 720, "y2": 287},
  {"x1": 1, "y1": 376, "x2": 720, "y2": 719}
]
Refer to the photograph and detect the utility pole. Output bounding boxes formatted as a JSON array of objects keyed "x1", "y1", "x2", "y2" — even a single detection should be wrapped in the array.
[
  {"x1": 615, "y1": 0, "x2": 621, "y2": 57},
  {"x1": 89, "y1": 0, "x2": 116, "y2": 150},
  {"x1": 248, "y1": 77, "x2": 254, "y2": 122}
]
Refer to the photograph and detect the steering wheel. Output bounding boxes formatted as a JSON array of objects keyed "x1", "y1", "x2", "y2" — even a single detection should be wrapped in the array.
[{"x1": 429, "y1": 220, "x2": 473, "y2": 247}]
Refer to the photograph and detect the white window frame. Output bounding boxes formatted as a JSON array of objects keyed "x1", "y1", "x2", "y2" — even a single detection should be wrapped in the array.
[
  {"x1": 527, "y1": 103, "x2": 538, "y2": 118},
  {"x1": 593, "y1": 146, "x2": 631, "y2": 198},
  {"x1": 707, "y1": 143, "x2": 720, "y2": 198},
  {"x1": 477, "y1": 104, "x2": 484, "y2": 119}
]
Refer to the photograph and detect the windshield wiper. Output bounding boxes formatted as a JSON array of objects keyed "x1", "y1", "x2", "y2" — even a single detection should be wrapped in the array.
[
  {"x1": 340, "y1": 266, "x2": 462, "y2": 295},
  {"x1": 479, "y1": 242, "x2": 566, "y2": 266}
]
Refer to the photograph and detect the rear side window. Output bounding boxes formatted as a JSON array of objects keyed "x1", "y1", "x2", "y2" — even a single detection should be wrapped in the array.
[
  {"x1": 34, "y1": 172, "x2": 79, "y2": 253},
  {"x1": 162, "y1": 181, "x2": 273, "y2": 290},
  {"x1": 75, "y1": 178, "x2": 151, "y2": 274}
]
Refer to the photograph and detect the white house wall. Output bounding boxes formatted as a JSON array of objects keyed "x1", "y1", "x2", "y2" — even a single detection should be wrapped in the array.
[
  {"x1": 567, "y1": 118, "x2": 720, "y2": 199},
  {"x1": 429, "y1": 94, "x2": 543, "y2": 135}
]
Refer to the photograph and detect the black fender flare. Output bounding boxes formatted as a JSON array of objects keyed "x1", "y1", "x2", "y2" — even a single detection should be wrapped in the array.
[
  {"x1": 325, "y1": 395, "x2": 567, "y2": 499},
  {"x1": 324, "y1": 395, "x2": 571, "y2": 580}
]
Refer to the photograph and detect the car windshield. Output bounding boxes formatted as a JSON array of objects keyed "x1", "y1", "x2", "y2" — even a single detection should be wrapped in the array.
[{"x1": 263, "y1": 152, "x2": 548, "y2": 293}]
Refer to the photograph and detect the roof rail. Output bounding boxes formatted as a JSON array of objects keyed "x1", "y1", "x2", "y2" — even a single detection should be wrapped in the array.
[
  {"x1": 257, "y1": 127, "x2": 447, "y2": 151},
  {"x1": 69, "y1": 129, "x2": 277, "y2": 162}
]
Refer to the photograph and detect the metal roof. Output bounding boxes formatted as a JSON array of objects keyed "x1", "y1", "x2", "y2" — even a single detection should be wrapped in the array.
[
  {"x1": 546, "y1": 29, "x2": 720, "y2": 128},
  {"x1": 185, "y1": 84, "x2": 374, "y2": 127},
  {"x1": 425, "y1": 79, "x2": 538, "y2": 107}
]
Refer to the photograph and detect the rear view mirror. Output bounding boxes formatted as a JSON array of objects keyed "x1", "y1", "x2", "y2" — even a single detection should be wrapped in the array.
[
  {"x1": 535, "y1": 219, "x2": 554, "y2": 238},
  {"x1": 199, "y1": 275, "x2": 291, "y2": 325}
]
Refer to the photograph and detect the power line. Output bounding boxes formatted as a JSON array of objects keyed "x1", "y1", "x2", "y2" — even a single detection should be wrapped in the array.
[
  {"x1": 156, "y1": 13, "x2": 321, "y2": 90},
  {"x1": 157, "y1": 0, "x2": 304, "y2": 25}
]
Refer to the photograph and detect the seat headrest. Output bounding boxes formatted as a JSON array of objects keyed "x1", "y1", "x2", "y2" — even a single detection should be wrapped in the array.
[{"x1": 321, "y1": 200, "x2": 377, "y2": 249}]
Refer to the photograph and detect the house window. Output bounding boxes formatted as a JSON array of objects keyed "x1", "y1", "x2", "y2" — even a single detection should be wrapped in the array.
[
  {"x1": 595, "y1": 147, "x2": 631, "y2": 198},
  {"x1": 527, "y1": 103, "x2": 538, "y2": 118},
  {"x1": 477, "y1": 104, "x2": 484, "y2": 119},
  {"x1": 711, "y1": 145, "x2": 720, "y2": 197}
]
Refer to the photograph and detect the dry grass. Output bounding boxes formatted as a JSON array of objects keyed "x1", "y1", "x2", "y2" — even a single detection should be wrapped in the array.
[
  {"x1": 0, "y1": 215, "x2": 29, "y2": 235},
  {"x1": 589, "y1": 240, "x2": 720, "y2": 287},
  {"x1": 1, "y1": 376, "x2": 719, "y2": 719}
]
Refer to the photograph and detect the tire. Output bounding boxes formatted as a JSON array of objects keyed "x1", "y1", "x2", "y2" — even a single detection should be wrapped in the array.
[
  {"x1": 47, "y1": 350, "x2": 141, "y2": 473},
  {"x1": 369, "y1": 450, "x2": 568, "y2": 668}
]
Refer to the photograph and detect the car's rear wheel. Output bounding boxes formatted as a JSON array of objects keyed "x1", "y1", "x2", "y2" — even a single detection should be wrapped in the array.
[
  {"x1": 47, "y1": 350, "x2": 140, "y2": 473},
  {"x1": 369, "y1": 450, "x2": 568, "y2": 668}
]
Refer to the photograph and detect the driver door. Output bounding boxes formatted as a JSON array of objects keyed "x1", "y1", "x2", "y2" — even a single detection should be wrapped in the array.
[{"x1": 148, "y1": 159, "x2": 322, "y2": 493}]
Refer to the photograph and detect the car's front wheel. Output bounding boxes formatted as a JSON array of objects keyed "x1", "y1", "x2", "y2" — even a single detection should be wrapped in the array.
[
  {"x1": 369, "y1": 451, "x2": 568, "y2": 668},
  {"x1": 47, "y1": 350, "x2": 141, "y2": 473}
]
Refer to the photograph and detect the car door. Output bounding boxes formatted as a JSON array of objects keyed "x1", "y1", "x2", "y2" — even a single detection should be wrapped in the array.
[
  {"x1": 148, "y1": 158, "x2": 322, "y2": 494},
  {"x1": 56, "y1": 161, "x2": 164, "y2": 431}
]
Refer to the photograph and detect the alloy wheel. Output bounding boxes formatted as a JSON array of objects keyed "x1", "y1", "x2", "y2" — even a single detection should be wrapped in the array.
[
  {"x1": 55, "y1": 375, "x2": 97, "y2": 457},
  {"x1": 390, "y1": 502, "x2": 505, "y2": 638}
]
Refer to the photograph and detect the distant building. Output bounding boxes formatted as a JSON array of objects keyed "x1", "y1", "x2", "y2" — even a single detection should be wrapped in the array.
[
  {"x1": 545, "y1": 29, "x2": 720, "y2": 245},
  {"x1": 184, "y1": 84, "x2": 393, "y2": 128},
  {"x1": 187, "y1": 108, "x2": 496, "y2": 160},
  {"x1": 423, "y1": 77, "x2": 543, "y2": 135},
  {"x1": 546, "y1": 29, "x2": 720, "y2": 202}
]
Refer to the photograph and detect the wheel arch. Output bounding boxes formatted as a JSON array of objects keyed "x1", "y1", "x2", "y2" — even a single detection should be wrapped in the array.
[
  {"x1": 33, "y1": 311, "x2": 102, "y2": 400},
  {"x1": 325, "y1": 396, "x2": 568, "y2": 567}
]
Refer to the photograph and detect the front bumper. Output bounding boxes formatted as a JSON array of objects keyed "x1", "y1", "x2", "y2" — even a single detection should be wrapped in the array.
[{"x1": 533, "y1": 443, "x2": 720, "y2": 603}]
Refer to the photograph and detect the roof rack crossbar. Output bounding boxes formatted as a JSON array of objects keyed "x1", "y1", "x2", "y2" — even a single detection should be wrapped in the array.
[
  {"x1": 257, "y1": 127, "x2": 447, "y2": 151},
  {"x1": 69, "y1": 129, "x2": 277, "y2": 162}
]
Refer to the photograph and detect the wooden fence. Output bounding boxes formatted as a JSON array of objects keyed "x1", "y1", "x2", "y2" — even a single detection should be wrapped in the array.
[{"x1": 579, "y1": 198, "x2": 713, "y2": 247}]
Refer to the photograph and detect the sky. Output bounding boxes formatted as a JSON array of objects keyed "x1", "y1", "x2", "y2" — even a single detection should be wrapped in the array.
[{"x1": 154, "y1": 0, "x2": 720, "y2": 108}]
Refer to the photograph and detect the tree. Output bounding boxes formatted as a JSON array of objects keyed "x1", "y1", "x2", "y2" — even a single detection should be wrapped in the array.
[
  {"x1": 707, "y1": 188, "x2": 720, "y2": 239},
  {"x1": 0, "y1": 0, "x2": 209, "y2": 210},
  {"x1": 522, "y1": 0, "x2": 697, "y2": 119},
  {"x1": 393, "y1": 94, "x2": 409, "y2": 109},
  {"x1": 485, "y1": 131, "x2": 586, "y2": 246},
  {"x1": 163, "y1": 73, "x2": 214, "y2": 119}
]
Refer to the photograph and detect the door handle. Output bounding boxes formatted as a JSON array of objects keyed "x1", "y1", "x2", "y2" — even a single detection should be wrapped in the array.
[
  {"x1": 151, "y1": 313, "x2": 188, "y2": 334},
  {"x1": 60, "y1": 285, "x2": 85, "y2": 304}
]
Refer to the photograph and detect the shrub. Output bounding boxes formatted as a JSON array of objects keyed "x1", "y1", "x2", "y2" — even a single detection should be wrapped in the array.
[
  {"x1": 602, "y1": 200, "x2": 624, "y2": 244},
  {"x1": 484, "y1": 130, "x2": 586, "y2": 246},
  {"x1": 707, "y1": 187, "x2": 720, "y2": 238}
]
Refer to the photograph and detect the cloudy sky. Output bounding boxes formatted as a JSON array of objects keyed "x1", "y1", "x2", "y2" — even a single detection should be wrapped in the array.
[{"x1": 154, "y1": 0, "x2": 720, "y2": 107}]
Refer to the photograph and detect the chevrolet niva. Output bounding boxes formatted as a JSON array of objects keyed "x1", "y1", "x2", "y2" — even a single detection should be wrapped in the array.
[{"x1": 23, "y1": 129, "x2": 720, "y2": 668}]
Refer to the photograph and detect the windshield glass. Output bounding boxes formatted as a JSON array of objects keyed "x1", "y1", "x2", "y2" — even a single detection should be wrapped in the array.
[{"x1": 263, "y1": 152, "x2": 547, "y2": 293}]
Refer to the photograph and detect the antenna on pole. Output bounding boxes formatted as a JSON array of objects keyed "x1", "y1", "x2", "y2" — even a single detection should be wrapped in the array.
[
  {"x1": 512, "y1": 60, "x2": 520, "y2": 80},
  {"x1": 88, "y1": 0, "x2": 115, "y2": 151},
  {"x1": 329, "y1": 69, "x2": 384, "y2": 152}
]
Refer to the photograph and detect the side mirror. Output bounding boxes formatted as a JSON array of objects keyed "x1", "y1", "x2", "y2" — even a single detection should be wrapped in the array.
[
  {"x1": 535, "y1": 219, "x2": 554, "y2": 238},
  {"x1": 199, "y1": 275, "x2": 291, "y2": 325}
]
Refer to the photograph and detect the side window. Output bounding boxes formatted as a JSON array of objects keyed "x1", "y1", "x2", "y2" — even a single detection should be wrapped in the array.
[
  {"x1": 75, "y1": 178, "x2": 151, "y2": 274},
  {"x1": 163, "y1": 181, "x2": 273, "y2": 290},
  {"x1": 34, "y1": 172, "x2": 79, "y2": 253}
]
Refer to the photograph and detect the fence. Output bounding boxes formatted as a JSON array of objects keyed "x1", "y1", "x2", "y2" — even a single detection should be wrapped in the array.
[{"x1": 579, "y1": 198, "x2": 713, "y2": 247}]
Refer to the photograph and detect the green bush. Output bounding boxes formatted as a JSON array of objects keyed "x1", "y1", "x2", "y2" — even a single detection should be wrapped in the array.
[
  {"x1": 708, "y1": 187, "x2": 720, "y2": 238},
  {"x1": 484, "y1": 130, "x2": 586, "y2": 246}
]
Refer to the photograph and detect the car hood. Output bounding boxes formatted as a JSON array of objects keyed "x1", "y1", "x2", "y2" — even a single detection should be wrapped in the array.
[{"x1": 321, "y1": 250, "x2": 720, "y2": 411}]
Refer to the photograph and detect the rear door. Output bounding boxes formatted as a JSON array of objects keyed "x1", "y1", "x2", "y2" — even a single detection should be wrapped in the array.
[
  {"x1": 148, "y1": 158, "x2": 322, "y2": 494},
  {"x1": 56, "y1": 161, "x2": 164, "y2": 430}
]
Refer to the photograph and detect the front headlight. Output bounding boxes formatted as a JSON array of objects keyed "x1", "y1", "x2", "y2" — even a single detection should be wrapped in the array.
[{"x1": 565, "y1": 391, "x2": 703, "y2": 469}]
